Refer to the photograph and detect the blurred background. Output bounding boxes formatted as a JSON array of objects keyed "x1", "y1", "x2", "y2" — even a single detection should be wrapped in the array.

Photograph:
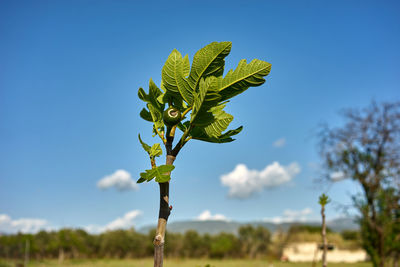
[{"x1": 0, "y1": 0, "x2": 399, "y2": 266}]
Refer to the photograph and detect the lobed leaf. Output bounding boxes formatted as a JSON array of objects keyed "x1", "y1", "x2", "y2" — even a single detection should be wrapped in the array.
[
  {"x1": 138, "y1": 134, "x2": 151, "y2": 153},
  {"x1": 197, "y1": 102, "x2": 227, "y2": 123},
  {"x1": 176, "y1": 58, "x2": 194, "y2": 104},
  {"x1": 138, "y1": 165, "x2": 175, "y2": 183},
  {"x1": 161, "y1": 50, "x2": 192, "y2": 105},
  {"x1": 138, "y1": 135, "x2": 163, "y2": 158},
  {"x1": 138, "y1": 80, "x2": 166, "y2": 136},
  {"x1": 139, "y1": 108, "x2": 153, "y2": 122},
  {"x1": 137, "y1": 177, "x2": 146, "y2": 183},
  {"x1": 190, "y1": 104, "x2": 235, "y2": 142},
  {"x1": 203, "y1": 110, "x2": 233, "y2": 138},
  {"x1": 171, "y1": 42, "x2": 231, "y2": 106},
  {"x1": 218, "y1": 59, "x2": 271, "y2": 101},
  {"x1": 149, "y1": 143, "x2": 162, "y2": 158},
  {"x1": 138, "y1": 79, "x2": 164, "y2": 111},
  {"x1": 188, "y1": 41, "x2": 231, "y2": 91},
  {"x1": 219, "y1": 126, "x2": 243, "y2": 139},
  {"x1": 139, "y1": 42, "x2": 271, "y2": 149},
  {"x1": 147, "y1": 103, "x2": 164, "y2": 134},
  {"x1": 161, "y1": 49, "x2": 184, "y2": 94},
  {"x1": 191, "y1": 126, "x2": 243, "y2": 143},
  {"x1": 191, "y1": 77, "x2": 221, "y2": 124}
]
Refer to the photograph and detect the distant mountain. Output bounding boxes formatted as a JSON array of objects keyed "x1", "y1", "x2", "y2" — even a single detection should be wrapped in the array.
[
  {"x1": 168, "y1": 220, "x2": 242, "y2": 235},
  {"x1": 138, "y1": 217, "x2": 358, "y2": 235},
  {"x1": 326, "y1": 217, "x2": 359, "y2": 232}
]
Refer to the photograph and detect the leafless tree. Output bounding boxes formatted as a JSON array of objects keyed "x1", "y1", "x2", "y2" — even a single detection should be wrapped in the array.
[{"x1": 318, "y1": 101, "x2": 400, "y2": 267}]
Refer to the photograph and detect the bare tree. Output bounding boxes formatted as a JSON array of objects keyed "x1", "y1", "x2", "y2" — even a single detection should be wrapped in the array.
[{"x1": 318, "y1": 101, "x2": 400, "y2": 267}]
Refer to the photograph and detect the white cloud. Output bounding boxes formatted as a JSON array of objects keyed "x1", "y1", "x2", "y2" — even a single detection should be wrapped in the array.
[
  {"x1": 84, "y1": 210, "x2": 142, "y2": 233},
  {"x1": 264, "y1": 208, "x2": 313, "y2": 224},
  {"x1": 1, "y1": 210, "x2": 143, "y2": 234},
  {"x1": 83, "y1": 224, "x2": 104, "y2": 234},
  {"x1": 0, "y1": 214, "x2": 49, "y2": 233},
  {"x1": 105, "y1": 210, "x2": 142, "y2": 230},
  {"x1": 97, "y1": 169, "x2": 138, "y2": 191},
  {"x1": 220, "y1": 162, "x2": 301, "y2": 198},
  {"x1": 330, "y1": 171, "x2": 346, "y2": 181},
  {"x1": 195, "y1": 210, "x2": 229, "y2": 221},
  {"x1": 273, "y1": 137, "x2": 286, "y2": 147}
]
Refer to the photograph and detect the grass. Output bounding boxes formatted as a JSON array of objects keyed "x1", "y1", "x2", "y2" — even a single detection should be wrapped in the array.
[{"x1": 0, "y1": 258, "x2": 373, "y2": 267}]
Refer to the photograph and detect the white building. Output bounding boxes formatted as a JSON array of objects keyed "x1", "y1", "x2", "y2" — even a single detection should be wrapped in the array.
[{"x1": 282, "y1": 242, "x2": 367, "y2": 263}]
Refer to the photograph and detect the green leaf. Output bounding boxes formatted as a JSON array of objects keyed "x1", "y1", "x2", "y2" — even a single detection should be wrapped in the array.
[
  {"x1": 155, "y1": 165, "x2": 175, "y2": 183},
  {"x1": 219, "y1": 126, "x2": 243, "y2": 139},
  {"x1": 177, "y1": 121, "x2": 190, "y2": 132},
  {"x1": 138, "y1": 135, "x2": 162, "y2": 158},
  {"x1": 138, "y1": 79, "x2": 164, "y2": 112},
  {"x1": 139, "y1": 108, "x2": 153, "y2": 122},
  {"x1": 218, "y1": 59, "x2": 271, "y2": 101},
  {"x1": 149, "y1": 79, "x2": 164, "y2": 111},
  {"x1": 190, "y1": 103, "x2": 236, "y2": 141},
  {"x1": 191, "y1": 80, "x2": 207, "y2": 120},
  {"x1": 158, "y1": 90, "x2": 187, "y2": 112},
  {"x1": 191, "y1": 77, "x2": 221, "y2": 124},
  {"x1": 191, "y1": 126, "x2": 243, "y2": 143},
  {"x1": 319, "y1": 193, "x2": 330, "y2": 206},
  {"x1": 149, "y1": 143, "x2": 162, "y2": 158},
  {"x1": 190, "y1": 105, "x2": 238, "y2": 143},
  {"x1": 139, "y1": 165, "x2": 175, "y2": 183},
  {"x1": 138, "y1": 87, "x2": 148, "y2": 102},
  {"x1": 188, "y1": 42, "x2": 232, "y2": 90},
  {"x1": 138, "y1": 134, "x2": 151, "y2": 153},
  {"x1": 137, "y1": 177, "x2": 146, "y2": 183},
  {"x1": 161, "y1": 50, "x2": 192, "y2": 105},
  {"x1": 138, "y1": 80, "x2": 166, "y2": 133},
  {"x1": 161, "y1": 49, "x2": 183, "y2": 94},
  {"x1": 182, "y1": 54, "x2": 190, "y2": 77},
  {"x1": 139, "y1": 170, "x2": 153, "y2": 181},
  {"x1": 173, "y1": 42, "x2": 231, "y2": 106},
  {"x1": 147, "y1": 103, "x2": 164, "y2": 134},
  {"x1": 192, "y1": 100, "x2": 230, "y2": 126},
  {"x1": 176, "y1": 58, "x2": 194, "y2": 105},
  {"x1": 203, "y1": 110, "x2": 233, "y2": 138}
]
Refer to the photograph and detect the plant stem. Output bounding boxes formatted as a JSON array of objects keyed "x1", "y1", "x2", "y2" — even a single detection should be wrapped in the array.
[
  {"x1": 171, "y1": 125, "x2": 192, "y2": 156},
  {"x1": 321, "y1": 204, "x2": 327, "y2": 267},
  {"x1": 154, "y1": 120, "x2": 188, "y2": 266},
  {"x1": 153, "y1": 155, "x2": 175, "y2": 267},
  {"x1": 155, "y1": 126, "x2": 166, "y2": 145},
  {"x1": 181, "y1": 107, "x2": 192, "y2": 118}
]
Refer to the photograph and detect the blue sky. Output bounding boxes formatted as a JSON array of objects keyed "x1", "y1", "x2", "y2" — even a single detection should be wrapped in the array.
[{"x1": 1, "y1": 0, "x2": 400, "y2": 233}]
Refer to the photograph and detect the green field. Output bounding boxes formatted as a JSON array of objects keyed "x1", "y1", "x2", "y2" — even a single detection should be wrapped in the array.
[{"x1": 0, "y1": 259, "x2": 373, "y2": 267}]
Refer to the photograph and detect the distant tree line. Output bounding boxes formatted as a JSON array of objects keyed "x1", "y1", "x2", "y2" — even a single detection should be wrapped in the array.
[{"x1": 0, "y1": 225, "x2": 272, "y2": 260}]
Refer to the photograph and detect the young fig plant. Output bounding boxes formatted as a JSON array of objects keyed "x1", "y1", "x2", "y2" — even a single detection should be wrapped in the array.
[
  {"x1": 137, "y1": 41, "x2": 271, "y2": 267},
  {"x1": 319, "y1": 193, "x2": 330, "y2": 267}
]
